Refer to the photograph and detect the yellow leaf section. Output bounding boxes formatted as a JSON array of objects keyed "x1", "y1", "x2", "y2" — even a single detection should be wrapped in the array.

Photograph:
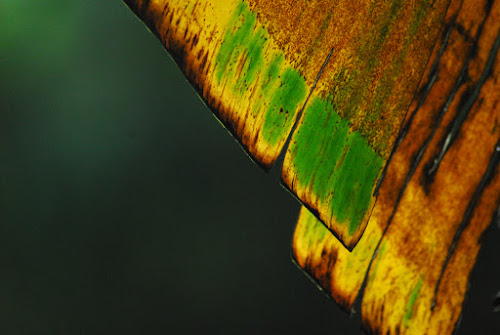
[
  {"x1": 123, "y1": 0, "x2": 315, "y2": 169},
  {"x1": 293, "y1": 0, "x2": 500, "y2": 333},
  {"x1": 292, "y1": 206, "x2": 384, "y2": 310}
]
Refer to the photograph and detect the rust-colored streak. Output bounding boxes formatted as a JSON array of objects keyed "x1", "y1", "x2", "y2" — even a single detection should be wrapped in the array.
[{"x1": 428, "y1": 146, "x2": 500, "y2": 333}]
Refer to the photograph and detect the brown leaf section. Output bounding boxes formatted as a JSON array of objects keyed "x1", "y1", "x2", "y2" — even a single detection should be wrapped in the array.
[{"x1": 293, "y1": 0, "x2": 500, "y2": 333}]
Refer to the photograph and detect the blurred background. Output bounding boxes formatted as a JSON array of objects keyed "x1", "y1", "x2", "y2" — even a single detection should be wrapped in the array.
[{"x1": 0, "y1": 1, "x2": 498, "y2": 334}]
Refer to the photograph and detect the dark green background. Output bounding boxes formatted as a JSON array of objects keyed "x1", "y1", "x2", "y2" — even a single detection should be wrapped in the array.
[{"x1": 1, "y1": 1, "x2": 498, "y2": 334}]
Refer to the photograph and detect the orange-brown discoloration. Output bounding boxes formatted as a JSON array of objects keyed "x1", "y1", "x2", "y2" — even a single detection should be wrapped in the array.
[{"x1": 293, "y1": 0, "x2": 500, "y2": 333}]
